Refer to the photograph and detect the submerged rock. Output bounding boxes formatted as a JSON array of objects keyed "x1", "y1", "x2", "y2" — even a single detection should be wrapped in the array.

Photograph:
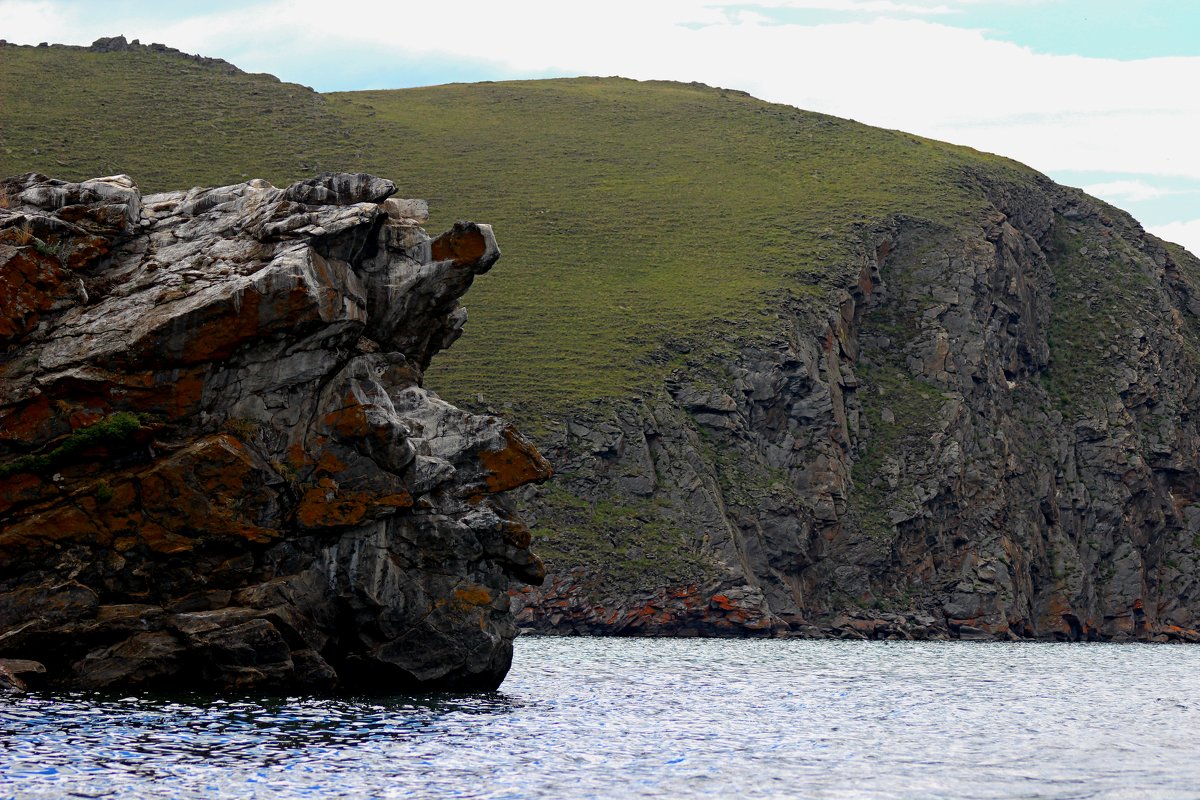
[{"x1": 0, "y1": 172, "x2": 550, "y2": 692}]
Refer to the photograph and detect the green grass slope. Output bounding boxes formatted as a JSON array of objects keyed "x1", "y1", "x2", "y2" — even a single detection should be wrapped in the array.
[
  {"x1": 1, "y1": 43, "x2": 1038, "y2": 417},
  {"x1": 0, "y1": 45, "x2": 358, "y2": 190}
]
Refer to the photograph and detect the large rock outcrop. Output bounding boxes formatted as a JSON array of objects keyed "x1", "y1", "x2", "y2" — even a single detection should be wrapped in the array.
[
  {"x1": 514, "y1": 172, "x2": 1200, "y2": 644},
  {"x1": 0, "y1": 172, "x2": 550, "y2": 691}
]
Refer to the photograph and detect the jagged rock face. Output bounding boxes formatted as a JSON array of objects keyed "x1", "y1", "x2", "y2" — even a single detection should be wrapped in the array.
[
  {"x1": 0, "y1": 172, "x2": 550, "y2": 691},
  {"x1": 516, "y1": 173, "x2": 1200, "y2": 644}
]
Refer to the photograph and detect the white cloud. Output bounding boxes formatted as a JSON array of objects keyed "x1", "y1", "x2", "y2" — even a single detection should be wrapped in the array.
[
  {"x1": 1083, "y1": 180, "x2": 1192, "y2": 204},
  {"x1": 0, "y1": 0, "x2": 70, "y2": 41},
  {"x1": 701, "y1": 0, "x2": 1041, "y2": 12},
  {"x1": 705, "y1": 1, "x2": 959, "y2": 12},
  {"x1": 1148, "y1": 220, "x2": 1200, "y2": 258}
]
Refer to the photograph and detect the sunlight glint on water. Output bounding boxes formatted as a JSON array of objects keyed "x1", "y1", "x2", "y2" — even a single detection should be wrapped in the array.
[{"x1": 2, "y1": 638, "x2": 1199, "y2": 799}]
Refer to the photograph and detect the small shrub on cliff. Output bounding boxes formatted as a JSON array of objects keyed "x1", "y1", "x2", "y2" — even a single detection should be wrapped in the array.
[
  {"x1": 0, "y1": 412, "x2": 146, "y2": 478},
  {"x1": 32, "y1": 236, "x2": 58, "y2": 258},
  {"x1": 53, "y1": 413, "x2": 143, "y2": 459},
  {"x1": 9, "y1": 221, "x2": 33, "y2": 246},
  {"x1": 226, "y1": 417, "x2": 262, "y2": 442}
]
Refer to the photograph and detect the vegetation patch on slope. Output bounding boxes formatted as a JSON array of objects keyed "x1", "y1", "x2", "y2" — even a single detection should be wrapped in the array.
[
  {"x1": 0, "y1": 45, "x2": 359, "y2": 190},
  {"x1": 849, "y1": 363, "x2": 942, "y2": 541},
  {"x1": 0, "y1": 412, "x2": 146, "y2": 478},
  {"x1": 1043, "y1": 218, "x2": 1156, "y2": 416},
  {"x1": 529, "y1": 484, "x2": 720, "y2": 593}
]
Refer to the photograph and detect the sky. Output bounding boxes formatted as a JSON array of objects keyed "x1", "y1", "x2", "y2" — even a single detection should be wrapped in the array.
[{"x1": 4, "y1": 0, "x2": 1200, "y2": 254}]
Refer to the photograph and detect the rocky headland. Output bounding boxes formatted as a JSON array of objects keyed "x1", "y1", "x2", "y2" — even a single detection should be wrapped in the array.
[
  {"x1": 514, "y1": 174, "x2": 1200, "y2": 644},
  {"x1": 5, "y1": 44, "x2": 1200, "y2": 650},
  {"x1": 0, "y1": 172, "x2": 550, "y2": 692}
]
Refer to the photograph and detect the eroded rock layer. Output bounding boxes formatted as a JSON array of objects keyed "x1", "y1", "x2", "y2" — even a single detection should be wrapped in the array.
[
  {"x1": 0, "y1": 172, "x2": 550, "y2": 691},
  {"x1": 516, "y1": 172, "x2": 1200, "y2": 644}
]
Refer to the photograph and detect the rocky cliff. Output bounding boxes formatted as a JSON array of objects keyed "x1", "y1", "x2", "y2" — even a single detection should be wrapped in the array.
[
  {"x1": 0, "y1": 172, "x2": 550, "y2": 692},
  {"x1": 514, "y1": 172, "x2": 1200, "y2": 644},
  {"x1": 5, "y1": 45, "x2": 1199, "y2": 648}
]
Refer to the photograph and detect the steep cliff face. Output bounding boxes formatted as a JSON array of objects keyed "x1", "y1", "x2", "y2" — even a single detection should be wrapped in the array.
[
  {"x1": 515, "y1": 172, "x2": 1200, "y2": 643},
  {"x1": 0, "y1": 172, "x2": 550, "y2": 692}
]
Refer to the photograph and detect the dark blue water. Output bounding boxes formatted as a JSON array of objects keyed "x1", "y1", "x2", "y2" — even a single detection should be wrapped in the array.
[{"x1": 3, "y1": 638, "x2": 1199, "y2": 799}]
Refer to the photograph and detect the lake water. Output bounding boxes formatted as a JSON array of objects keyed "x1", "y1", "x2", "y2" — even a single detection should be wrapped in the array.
[{"x1": 2, "y1": 638, "x2": 1199, "y2": 799}]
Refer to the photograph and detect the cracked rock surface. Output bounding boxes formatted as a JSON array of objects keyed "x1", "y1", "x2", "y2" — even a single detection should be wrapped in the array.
[{"x1": 0, "y1": 172, "x2": 550, "y2": 692}]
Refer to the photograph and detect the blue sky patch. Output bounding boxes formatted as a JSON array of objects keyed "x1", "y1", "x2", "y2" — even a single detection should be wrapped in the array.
[
  {"x1": 1052, "y1": 170, "x2": 1200, "y2": 225},
  {"x1": 721, "y1": 1, "x2": 1200, "y2": 60}
]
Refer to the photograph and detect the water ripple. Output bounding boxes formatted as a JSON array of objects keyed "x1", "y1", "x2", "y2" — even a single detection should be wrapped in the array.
[{"x1": 2, "y1": 639, "x2": 1199, "y2": 799}]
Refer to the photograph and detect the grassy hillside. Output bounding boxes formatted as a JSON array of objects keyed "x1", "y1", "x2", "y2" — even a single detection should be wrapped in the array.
[
  {"x1": 0, "y1": 45, "x2": 362, "y2": 190},
  {"x1": 0, "y1": 43, "x2": 1037, "y2": 416}
]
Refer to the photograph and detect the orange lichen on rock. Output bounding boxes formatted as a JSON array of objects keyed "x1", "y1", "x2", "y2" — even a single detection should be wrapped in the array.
[
  {"x1": 0, "y1": 246, "x2": 78, "y2": 343},
  {"x1": 452, "y1": 585, "x2": 494, "y2": 610},
  {"x1": 11, "y1": 366, "x2": 208, "y2": 433},
  {"x1": 296, "y1": 479, "x2": 365, "y2": 529},
  {"x1": 431, "y1": 224, "x2": 489, "y2": 266},
  {"x1": 710, "y1": 594, "x2": 735, "y2": 611},
  {"x1": 315, "y1": 450, "x2": 347, "y2": 474},
  {"x1": 323, "y1": 398, "x2": 371, "y2": 440},
  {"x1": 0, "y1": 396, "x2": 57, "y2": 446},
  {"x1": 1039, "y1": 594, "x2": 1073, "y2": 635},
  {"x1": 0, "y1": 473, "x2": 45, "y2": 516},
  {"x1": 174, "y1": 286, "x2": 270, "y2": 364},
  {"x1": 296, "y1": 477, "x2": 413, "y2": 530},
  {"x1": 118, "y1": 367, "x2": 207, "y2": 420},
  {"x1": 479, "y1": 426, "x2": 553, "y2": 493},
  {"x1": 60, "y1": 233, "x2": 112, "y2": 271},
  {"x1": 0, "y1": 434, "x2": 281, "y2": 562},
  {"x1": 131, "y1": 435, "x2": 281, "y2": 550},
  {"x1": 0, "y1": 504, "x2": 106, "y2": 562}
]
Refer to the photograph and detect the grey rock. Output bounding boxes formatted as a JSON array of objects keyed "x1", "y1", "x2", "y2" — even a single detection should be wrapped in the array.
[
  {"x1": 516, "y1": 172, "x2": 1200, "y2": 644},
  {"x1": 0, "y1": 172, "x2": 550, "y2": 692}
]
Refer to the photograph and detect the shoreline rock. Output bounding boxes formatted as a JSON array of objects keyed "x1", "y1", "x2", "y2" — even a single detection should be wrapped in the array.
[{"x1": 0, "y1": 172, "x2": 550, "y2": 693}]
